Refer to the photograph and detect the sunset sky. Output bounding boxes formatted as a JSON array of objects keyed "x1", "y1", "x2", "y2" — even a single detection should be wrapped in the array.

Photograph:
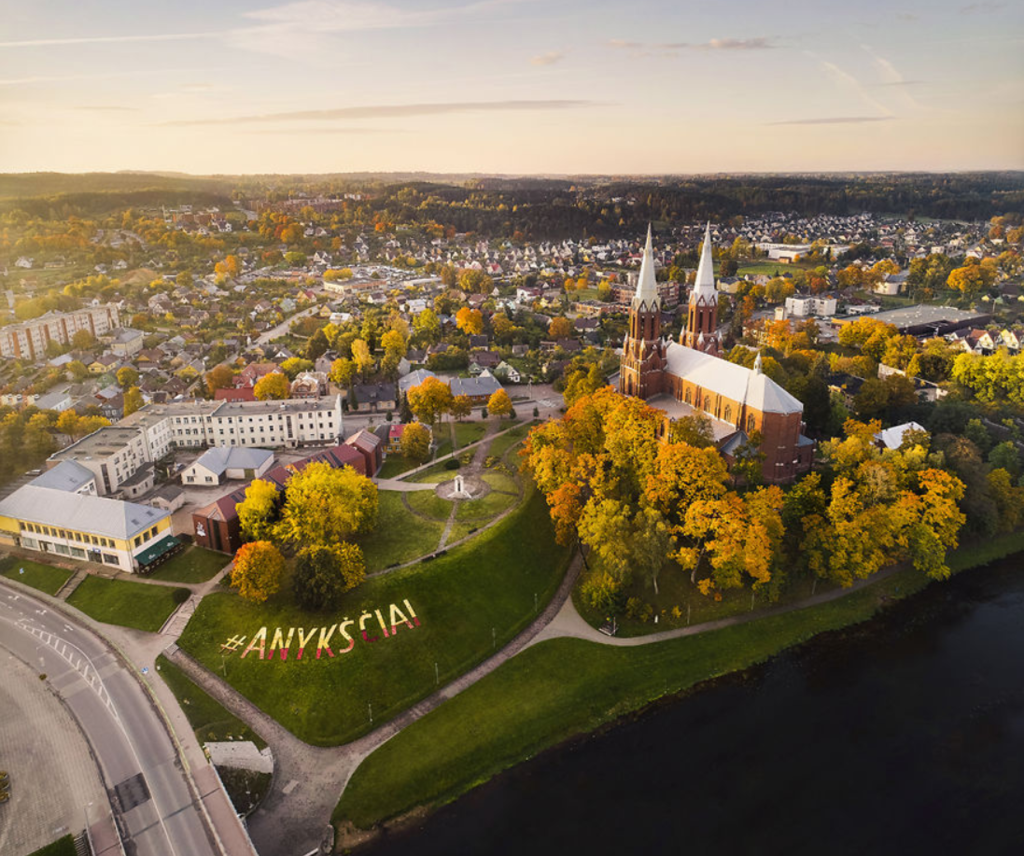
[{"x1": 1, "y1": 0, "x2": 1022, "y2": 174}]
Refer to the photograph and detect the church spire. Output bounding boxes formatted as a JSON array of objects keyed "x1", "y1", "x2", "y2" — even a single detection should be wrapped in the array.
[
  {"x1": 691, "y1": 221, "x2": 717, "y2": 302},
  {"x1": 633, "y1": 224, "x2": 660, "y2": 310}
]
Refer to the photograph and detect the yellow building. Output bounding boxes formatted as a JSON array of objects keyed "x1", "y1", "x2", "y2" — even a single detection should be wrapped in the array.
[{"x1": 0, "y1": 485, "x2": 174, "y2": 573}]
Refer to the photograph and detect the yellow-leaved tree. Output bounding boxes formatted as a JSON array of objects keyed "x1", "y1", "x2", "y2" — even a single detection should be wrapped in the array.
[
  {"x1": 231, "y1": 541, "x2": 285, "y2": 603},
  {"x1": 275, "y1": 462, "x2": 378, "y2": 548},
  {"x1": 236, "y1": 479, "x2": 281, "y2": 542}
]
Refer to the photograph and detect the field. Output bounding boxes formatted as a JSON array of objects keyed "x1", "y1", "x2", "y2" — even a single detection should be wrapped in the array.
[
  {"x1": 0, "y1": 557, "x2": 74, "y2": 596},
  {"x1": 404, "y1": 490, "x2": 454, "y2": 520},
  {"x1": 66, "y1": 576, "x2": 187, "y2": 632},
  {"x1": 177, "y1": 490, "x2": 571, "y2": 746},
  {"x1": 452, "y1": 421, "x2": 488, "y2": 449},
  {"x1": 356, "y1": 491, "x2": 445, "y2": 570},
  {"x1": 145, "y1": 547, "x2": 227, "y2": 584}
]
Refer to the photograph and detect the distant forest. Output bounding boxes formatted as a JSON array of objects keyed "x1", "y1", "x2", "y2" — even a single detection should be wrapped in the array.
[{"x1": 1, "y1": 171, "x2": 1021, "y2": 238}]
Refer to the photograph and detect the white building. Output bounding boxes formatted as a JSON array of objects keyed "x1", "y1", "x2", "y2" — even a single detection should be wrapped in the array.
[
  {"x1": 50, "y1": 396, "x2": 343, "y2": 495},
  {"x1": 784, "y1": 294, "x2": 838, "y2": 318},
  {"x1": 181, "y1": 447, "x2": 275, "y2": 486}
]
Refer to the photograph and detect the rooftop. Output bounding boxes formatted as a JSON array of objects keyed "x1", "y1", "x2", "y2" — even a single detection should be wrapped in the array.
[
  {"x1": 29, "y1": 460, "x2": 96, "y2": 492},
  {"x1": 51, "y1": 426, "x2": 143, "y2": 460},
  {"x1": 0, "y1": 485, "x2": 169, "y2": 540}
]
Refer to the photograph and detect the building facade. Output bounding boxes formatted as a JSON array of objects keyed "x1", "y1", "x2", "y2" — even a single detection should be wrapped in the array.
[{"x1": 0, "y1": 305, "x2": 122, "y2": 360}]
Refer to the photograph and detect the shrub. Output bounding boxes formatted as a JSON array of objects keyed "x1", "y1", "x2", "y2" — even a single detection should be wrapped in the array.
[
  {"x1": 625, "y1": 597, "x2": 653, "y2": 622},
  {"x1": 173, "y1": 587, "x2": 191, "y2": 605},
  {"x1": 445, "y1": 459, "x2": 461, "y2": 470}
]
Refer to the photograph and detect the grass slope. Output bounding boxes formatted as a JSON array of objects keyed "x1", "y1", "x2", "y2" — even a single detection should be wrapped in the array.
[
  {"x1": 178, "y1": 490, "x2": 570, "y2": 746},
  {"x1": 0, "y1": 557, "x2": 73, "y2": 596},
  {"x1": 26, "y1": 836, "x2": 76, "y2": 856},
  {"x1": 156, "y1": 654, "x2": 266, "y2": 749},
  {"x1": 336, "y1": 528, "x2": 1024, "y2": 829},
  {"x1": 453, "y1": 421, "x2": 488, "y2": 449},
  {"x1": 357, "y1": 491, "x2": 445, "y2": 570},
  {"x1": 146, "y1": 547, "x2": 227, "y2": 584},
  {"x1": 67, "y1": 576, "x2": 186, "y2": 632},
  {"x1": 405, "y1": 490, "x2": 454, "y2": 520}
]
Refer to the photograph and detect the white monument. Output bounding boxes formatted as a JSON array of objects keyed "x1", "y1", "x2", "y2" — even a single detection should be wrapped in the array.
[{"x1": 451, "y1": 473, "x2": 473, "y2": 499}]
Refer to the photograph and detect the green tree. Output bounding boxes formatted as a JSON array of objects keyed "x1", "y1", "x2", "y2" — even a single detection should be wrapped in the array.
[
  {"x1": 116, "y1": 366, "x2": 139, "y2": 390},
  {"x1": 294, "y1": 544, "x2": 366, "y2": 610}
]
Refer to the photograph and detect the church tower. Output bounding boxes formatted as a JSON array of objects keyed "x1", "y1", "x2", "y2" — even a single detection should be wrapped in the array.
[
  {"x1": 683, "y1": 222, "x2": 720, "y2": 353},
  {"x1": 619, "y1": 225, "x2": 665, "y2": 398}
]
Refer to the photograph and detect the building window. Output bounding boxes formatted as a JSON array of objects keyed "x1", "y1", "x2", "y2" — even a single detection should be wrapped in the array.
[
  {"x1": 747, "y1": 414, "x2": 756, "y2": 433},
  {"x1": 70, "y1": 547, "x2": 85, "y2": 559},
  {"x1": 724, "y1": 405, "x2": 732, "y2": 423},
  {"x1": 102, "y1": 553, "x2": 119, "y2": 566}
]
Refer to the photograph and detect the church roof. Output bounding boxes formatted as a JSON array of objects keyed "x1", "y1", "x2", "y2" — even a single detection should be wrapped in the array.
[
  {"x1": 664, "y1": 343, "x2": 803, "y2": 415},
  {"x1": 632, "y1": 224, "x2": 660, "y2": 310},
  {"x1": 691, "y1": 222, "x2": 718, "y2": 306}
]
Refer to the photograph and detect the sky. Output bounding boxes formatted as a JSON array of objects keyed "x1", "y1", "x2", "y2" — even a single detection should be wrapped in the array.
[{"x1": 0, "y1": 0, "x2": 1022, "y2": 175}]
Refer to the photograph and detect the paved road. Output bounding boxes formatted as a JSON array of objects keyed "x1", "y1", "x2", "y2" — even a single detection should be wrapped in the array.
[{"x1": 0, "y1": 583, "x2": 220, "y2": 856}]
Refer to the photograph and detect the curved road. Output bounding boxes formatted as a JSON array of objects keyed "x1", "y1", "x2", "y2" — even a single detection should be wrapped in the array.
[{"x1": 0, "y1": 582, "x2": 224, "y2": 856}]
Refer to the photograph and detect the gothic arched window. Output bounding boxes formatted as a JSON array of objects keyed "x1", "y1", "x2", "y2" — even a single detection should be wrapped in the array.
[
  {"x1": 724, "y1": 405, "x2": 732, "y2": 423},
  {"x1": 747, "y1": 414, "x2": 756, "y2": 434},
  {"x1": 685, "y1": 388, "x2": 692, "y2": 405}
]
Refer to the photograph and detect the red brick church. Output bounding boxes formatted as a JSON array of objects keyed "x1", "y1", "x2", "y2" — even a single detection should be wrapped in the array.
[{"x1": 620, "y1": 224, "x2": 814, "y2": 483}]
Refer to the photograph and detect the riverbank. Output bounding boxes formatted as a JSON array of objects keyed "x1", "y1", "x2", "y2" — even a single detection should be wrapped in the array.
[{"x1": 333, "y1": 527, "x2": 1024, "y2": 842}]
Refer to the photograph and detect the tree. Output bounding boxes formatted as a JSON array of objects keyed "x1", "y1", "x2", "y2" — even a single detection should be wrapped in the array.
[
  {"x1": 55, "y1": 410, "x2": 81, "y2": 438},
  {"x1": 400, "y1": 422, "x2": 432, "y2": 462},
  {"x1": 293, "y1": 544, "x2": 365, "y2": 610},
  {"x1": 67, "y1": 360, "x2": 90, "y2": 381},
  {"x1": 455, "y1": 307, "x2": 484, "y2": 335},
  {"x1": 254, "y1": 372, "x2": 290, "y2": 400},
  {"x1": 71, "y1": 329, "x2": 96, "y2": 350},
  {"x1": 381, "y1": 329, "x2": 407, "y2": 361},
  {"x1": 280, "y1": 357, "x2": 314, "y2": 380},
  {"x1": 988, "y1": 441, "x2": 1021, "y2": 478},
  {"x1": 330, "y1": 357, "x2": 356, "y2": 388},
  {"x1": 548, "y1": 316, "x2": 573, "y2": 339},
  {"x1": 116, "y1": 367, "x2": 139, "y2": 390},
  {"x1": 631, "y1": 507, "x2": 673, "y2": 595},
  {"x1": 276, "y1": 462, "x2": 378, "y2": 548},
  {"x1": 351, "y1": 338, "x2": 374, "y2": 375},
  {"x1": 407, "y1": 376, "x2": 453, "y2": 425},
  {"x1": 450, "y1": 394, "x2": 472, "y2": 421},
  {"x1": 205, "y1": 364, "x2": 235, "y2": 396},
  {"x1": 487, "y1": 388, "x2": 513, "y2": 418},
  {"x1": 123, "y1": 386, "x2": 144, "y2": 417},
  {"x1": 305, "y1": 327, "x2": 329, "y2": 361},
  {"x1": 413, "y1": 308, "x2": 441, "y2": 344},
  {"x1": 230, "y1": 541, "x2": 285, "y2": 604},
  {"x1": 237, "y1": 479, "x2": 281, "y2": 542}
]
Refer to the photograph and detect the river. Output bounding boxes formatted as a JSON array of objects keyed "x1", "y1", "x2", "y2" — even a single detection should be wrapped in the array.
[{"x1": 358, "y1": 555, "x2": 1024, "y2": 856}]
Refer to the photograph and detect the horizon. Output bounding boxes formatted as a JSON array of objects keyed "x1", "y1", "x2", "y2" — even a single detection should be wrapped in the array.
[{"x1": 1, "y1": 1, "x2": 1022, "y2": 174}]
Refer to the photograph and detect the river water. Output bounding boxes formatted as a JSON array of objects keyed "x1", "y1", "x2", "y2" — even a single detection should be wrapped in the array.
[{"x1": 359, "y1": 555, "x2": 1024, "y2": 856}]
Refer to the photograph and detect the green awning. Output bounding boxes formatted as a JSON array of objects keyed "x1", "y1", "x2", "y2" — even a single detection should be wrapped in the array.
[{"x1": 136, "y1": 535, "x2": 180, "y2": 567}]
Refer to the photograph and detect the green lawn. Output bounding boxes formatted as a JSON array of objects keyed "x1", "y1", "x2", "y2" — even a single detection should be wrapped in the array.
[
  {"x1": 357, "y1": 491, "x2": 445, "y2": 570},
  {"x1": 26, "y1": 836, "x2": 76, "y2": 856},
  {"x1": 177, "y1": 490, "x2": 571, "y2": 746},
  {"x1": 734, "y1": 261, "x2": 815, "y2": 277},
  {"x1": 334, "y1": 563, "x2": 929, "y2": 829},
  {"x1": 156, "y1": 654, "x2": 267, "y2": 749},
  {"x1": 146, "y1": 547, "x2": 227, "y2": 584},
  {"x1": 433, "y1": 439, "x2": 453, "y2": 460},
  {"x1": 336, "y1": 528, "x2": 1024, "y2": 830},
  {"x1": 405, "y1": 490, "x2": 454, "y2": 521},
  {"x1": 446, "y1": 521, "x2": 479, "y2": 544},
  {"x1": 67, "y1": 576, "x2": 187, "y2": 632},
  {"x1": 0, "y1": 557, "x2": 74, "y2": 596},
  {"x1": 410, "y1": 465, "x2": 459, "y2": 484},
  {"x1": 487, "y1": 421, "x2": 540, "y2": 463},
  {"x1": 454, "y1": 490, "x2": 517, "y2": 521},
  {"x1": 480, "y1": 471, "x2": 518, "y2": 494},
  {"x1": 377, "y1": 455, "x2": 417, "y2": 479},
  {"x1": 452, "y1": 421, "x2": 488, "y2": 449}
]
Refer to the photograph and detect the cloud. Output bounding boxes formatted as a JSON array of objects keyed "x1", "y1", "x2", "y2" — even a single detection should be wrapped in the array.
[
  {"x1": 767, "y1": 116, "x2": 896, "y2": 125},
  {"x1": 245, "y1": 127, "x2": 406, "y2": 134},
  {"x1": 227, "y1": 0, "x2": 533, "y2": 56},
  {"x1": 606, "y1": 36, "x2": 774, "y2": 55},
  {"x1": 531, "y1": 51, "x2": 565, "y2": 66},
  {"x1": 0, "y1": 32, "x2": 220, "y2": 48},
  {"x1": 961, "y1": 1, "x2": 1005, "y2": 12},
  {"x1": 811, "y1": 55, "x2": 894, "y2": 117},
  {"x1": 161, "y1": 99, "x2": 599, "y2": 126},
  {"x1": 861, "y1": 44, "x2": 926, "y2": 110},
  {"x1": 74, "y1": 105, "x2": 140, "y2": 112},
  {"x1": 878, "y1": 79, "x2": 925, "y2": 87}
]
